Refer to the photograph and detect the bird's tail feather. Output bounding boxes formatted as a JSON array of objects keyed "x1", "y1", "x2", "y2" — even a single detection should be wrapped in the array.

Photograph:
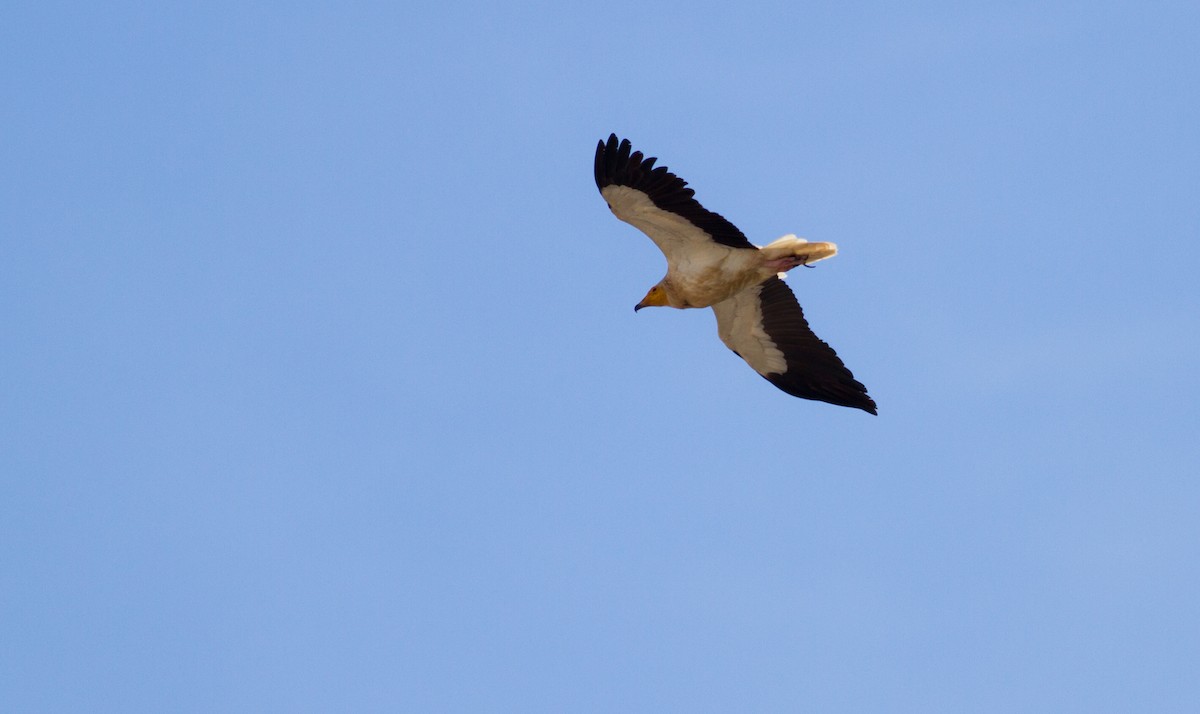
[{"x1": 761, "y1": 234, "x2": 838, "y2": 265}]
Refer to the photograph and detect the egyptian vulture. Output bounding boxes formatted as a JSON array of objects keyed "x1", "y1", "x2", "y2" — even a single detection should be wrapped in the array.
[{"x1": 594, "y1": 134, "x2": 876, "y2": 414}]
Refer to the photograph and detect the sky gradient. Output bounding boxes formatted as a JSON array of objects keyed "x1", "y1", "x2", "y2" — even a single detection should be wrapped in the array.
[{"x1": 4, "y1": 1, "x2": 1199, "y2": 711}]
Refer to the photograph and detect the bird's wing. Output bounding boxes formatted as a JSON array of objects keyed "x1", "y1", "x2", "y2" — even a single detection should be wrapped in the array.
[
  {"x1": 711, "y1": 276, "x2": 877, "y2": 414},
  {"x1": 594, "y1": 134, "x2": 757, "y2": 264}
]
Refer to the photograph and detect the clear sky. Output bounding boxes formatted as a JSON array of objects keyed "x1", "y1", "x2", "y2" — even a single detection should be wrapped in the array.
[{"x1": 3, "y1": 1, "x2": 1199, "y2": 711}]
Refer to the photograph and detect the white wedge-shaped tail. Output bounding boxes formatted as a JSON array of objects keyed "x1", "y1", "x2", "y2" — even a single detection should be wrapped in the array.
[{"x1": 761, "y1": 234, "x2": 837, "y2": 265}]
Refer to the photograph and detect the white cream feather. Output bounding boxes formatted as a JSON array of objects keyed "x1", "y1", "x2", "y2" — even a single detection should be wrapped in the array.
[
  {"x1": 711, "y1": 285, "x2": 787, "y2": 375},
  {"x1": 603, "y1": 184, "x2": 838, "y2": 309}
]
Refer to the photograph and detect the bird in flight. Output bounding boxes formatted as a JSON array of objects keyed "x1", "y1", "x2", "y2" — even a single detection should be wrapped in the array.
[{"x1": 594, "y1": 134, "x2": 876, "y2": 414}]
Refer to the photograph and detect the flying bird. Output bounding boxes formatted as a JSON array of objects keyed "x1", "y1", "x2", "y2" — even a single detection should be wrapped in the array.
[{"x1": 594, "y1": 134, "x2": 876, "y2": 414}]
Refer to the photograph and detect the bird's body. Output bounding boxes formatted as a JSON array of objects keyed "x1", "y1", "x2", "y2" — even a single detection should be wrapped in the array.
[{"x1": 594, "y1": 134, "x2": 876, "y2": 414}]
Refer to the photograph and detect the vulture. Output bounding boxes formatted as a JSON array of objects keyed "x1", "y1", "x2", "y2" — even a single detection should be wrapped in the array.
[{"x1": 594, "y1": 134, "x2": 876, "y2": 414}]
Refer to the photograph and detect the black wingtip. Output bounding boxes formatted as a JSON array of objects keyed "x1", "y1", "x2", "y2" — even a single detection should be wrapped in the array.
[
  {"x1": 848, "y1": 391, "x2": 879, "y2": 415},
  {"x1": 592, "y1": 134, "x2": 755, "y2": 250},
  {"x1": 764, "y1": 372, "x2": 877, "y2": 414},
  {"x1": 754, "y1": 277, "x2": 877, "y2": 414}
]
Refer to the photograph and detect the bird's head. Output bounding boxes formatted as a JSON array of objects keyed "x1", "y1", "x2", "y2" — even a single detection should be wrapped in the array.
[{"x1": 634, "y1": 283, "x2": 671, "y2": 312}]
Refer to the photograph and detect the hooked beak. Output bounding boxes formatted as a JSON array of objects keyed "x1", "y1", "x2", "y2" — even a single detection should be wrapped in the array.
[{"x1": 635, "y1": 286, "x2": 668, "y2": 312}]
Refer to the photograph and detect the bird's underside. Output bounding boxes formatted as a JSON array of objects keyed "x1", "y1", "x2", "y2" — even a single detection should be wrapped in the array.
[{"x1": 594, "y1": 133, "x2": 876, "y2": 414}]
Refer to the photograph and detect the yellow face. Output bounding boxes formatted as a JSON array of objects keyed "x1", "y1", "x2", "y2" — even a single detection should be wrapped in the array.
[{"x1": 634, "y1": 284, "x2": 669, "y2": 311}]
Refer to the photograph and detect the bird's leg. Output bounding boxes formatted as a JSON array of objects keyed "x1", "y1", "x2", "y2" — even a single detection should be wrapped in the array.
[{"x1": 764, "y1": 256, "x2": 808, "y2": 272}]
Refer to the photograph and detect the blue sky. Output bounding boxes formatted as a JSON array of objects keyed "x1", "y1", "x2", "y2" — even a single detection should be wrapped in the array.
[{"x1": 3, "y1": 1, "x2": 1199, "y2": 711}]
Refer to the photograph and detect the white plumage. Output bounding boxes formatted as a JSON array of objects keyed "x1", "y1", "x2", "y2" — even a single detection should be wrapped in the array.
[{"x1": 594, "y1": 134, "x2": 876, "y2": 414}]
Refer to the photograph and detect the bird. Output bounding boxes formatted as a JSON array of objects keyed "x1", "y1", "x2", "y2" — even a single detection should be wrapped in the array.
[{"x1": 594, "y1": 134, "x2": 876, "y2": 414}]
